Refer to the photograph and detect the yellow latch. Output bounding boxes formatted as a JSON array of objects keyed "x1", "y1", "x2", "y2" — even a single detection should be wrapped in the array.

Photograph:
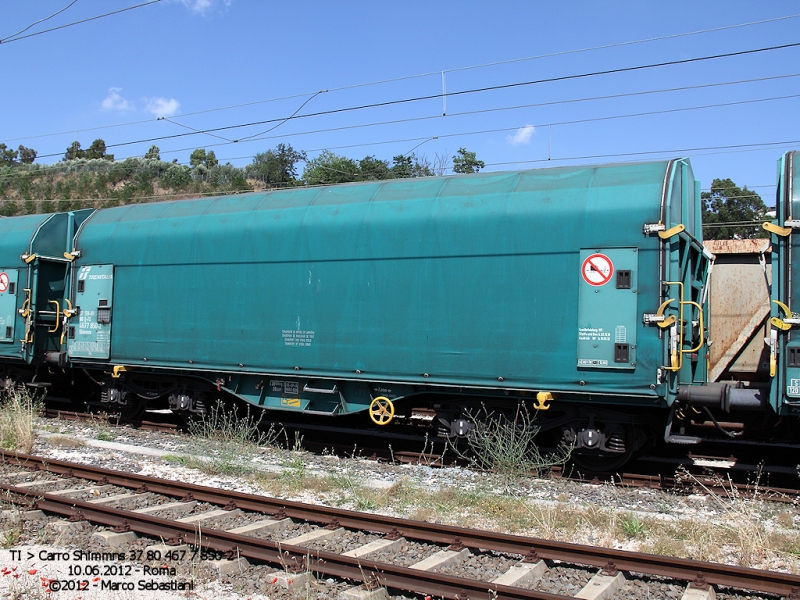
[
  {"x1": 654, "y1": 299, "x2": 677, "y2": 329},
  {"x1": 658, "y1": 224, "x2": 685, "y2": 239},
  {"x1": 62, "y1": 299, "x2": 75, "y2": 318},
  {"x1": 112, "y1": 365, "x2": 128, "y2": 378},
  {"x1": 534, "y1": 392, "x2": 555, "y2": 410},
  {"x1": 22, "y1": 253, "x2": 37, "y2": 264},
  {"x1": 763, "y1": 222, "x2": 792, "y2": 237},
  {"x1": 771, "y1": 300, "x2": 796, "y2": 331},
  {"x1": 18, "y1": 289, "x2": 31, "y2": 318}
]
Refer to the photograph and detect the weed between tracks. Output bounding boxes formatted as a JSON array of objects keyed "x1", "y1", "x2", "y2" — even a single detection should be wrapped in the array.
[
  {"x1": 0, "y1": 388, "x2": 42, "y2": 453},
  {"x1": 164, "y1": 400, "x2": 286, "y2": 476}
]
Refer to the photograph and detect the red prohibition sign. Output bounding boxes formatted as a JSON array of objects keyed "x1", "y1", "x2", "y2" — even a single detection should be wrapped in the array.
[
  {"x1": 581, "y1": 254, "x2": 614, "y2": 286},
  {"x1": 0, "y1": 272, "x2": 8, "y2": 293}
]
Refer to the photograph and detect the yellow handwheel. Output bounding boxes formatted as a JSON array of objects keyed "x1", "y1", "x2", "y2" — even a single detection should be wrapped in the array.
[{"x1": 369, "y1": 396, "x2": 395, "y2": 426}]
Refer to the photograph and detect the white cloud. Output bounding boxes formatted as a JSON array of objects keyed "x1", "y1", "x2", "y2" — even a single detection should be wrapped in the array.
[
  {"x1": 507, "y1": 125, "x2": 535, "y2": 146},
  {"x1": 101, "y1": 87, "x2": 131, "y2": 111},
  {"x1": 146, "y1": 97, "x2": 180, "y2": 118},
  {"x1": 180, "y1": 0, "x2": 231, "y2": 14}
]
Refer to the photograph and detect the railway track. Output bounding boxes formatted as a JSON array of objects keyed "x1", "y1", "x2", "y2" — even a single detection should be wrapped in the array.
[
  {"x1": 1, "y1": 452, "x2": 799, "y2": 599},
  {"x1": 40, "y1": 407, "x2": 800, "y2": 505}
]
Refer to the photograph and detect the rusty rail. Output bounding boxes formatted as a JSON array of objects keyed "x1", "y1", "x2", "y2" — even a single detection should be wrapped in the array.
[{"x1": 3, "y1": 451, "x2": 800, "y2": 596}]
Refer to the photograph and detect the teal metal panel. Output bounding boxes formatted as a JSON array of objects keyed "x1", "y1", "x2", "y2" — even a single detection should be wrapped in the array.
[
  {"x1": 72, "y1": 161, "x2": 701, "y2": 407},
  {"x1": 771, "y1": 151, "x2": 800, "y2": 414},
  {"x1": 577, "y1": 248, "x2": 638, "y2": 370},
  {"x1": 67, "y1": 264, "x2": 114, "y2": 359},
  {"x1": 0, "y1": 269, "x2": 19, "y2": 343},
  {"x1": 0, "y1": 213, "x2": 54, "y2": 362}
]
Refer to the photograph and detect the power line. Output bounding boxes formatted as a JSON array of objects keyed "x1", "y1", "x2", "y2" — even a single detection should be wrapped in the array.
[
  {"x1": 24, "y1": 39, "x2": 800, "y2": 159},
  {"x1": 482, "y1": 140, "x2": 800, "y2": 168},
  {"x1": 12, "y1": 71, "x2": 799, "y2": 154},
  {"x1": 2, "y1": 0, "x2": 78, "y2": 42},
  {"x1": 189, "y1": 75, "x2": 800, "y2": 159},
  {"x1": 194, "y1": 91, "x2": 800, "y2": 162},
  {"x1": 5, "y1": 15, "x2": 799, "y2": 147},
  {"x1": 0, "y1": 1, "x2": 161, "y2": 45},
  {"x1": 9, "y1": 11, "x2": 798, "y2": 143},
  {"x1": 4, "y1": 89, "x2": 797, "y2": 183}
]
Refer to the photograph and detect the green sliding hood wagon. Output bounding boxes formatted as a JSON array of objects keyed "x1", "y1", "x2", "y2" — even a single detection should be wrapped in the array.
[{"x1": 61, "y1": 158, "x2": 709, "y2": 431}]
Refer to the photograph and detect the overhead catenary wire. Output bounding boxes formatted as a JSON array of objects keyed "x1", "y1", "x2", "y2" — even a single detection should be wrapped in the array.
[
  {"x1": 6, "y1": 11, "x2": 799, "y2": 143},
  {"x1": 24, "y1": 39, "x2": 800, "y2": 159},
  {"x1": 0, "y1": 1, "x2": 161, "y2": 45},
  {"x1": 2, "y1": 87, "x2": 799, "y2": 186},
  {"x1": 1, "y1": 0, "x2": 78, "y2": 43},
  {"x1": 9, "y1": 71, "x2": 800, "y2": 151},
  {"x1": 182, "y1": 91, "x2": 800, "y2": 163}
]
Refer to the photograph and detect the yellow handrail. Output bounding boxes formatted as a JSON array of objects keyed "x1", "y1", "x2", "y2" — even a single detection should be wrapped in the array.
[
  {"x1": 48, "y1": 300, "x2": 60, "y2": 333},
  {"x1": 661, "y1": 281, "x2": 706, "y2": 371}
]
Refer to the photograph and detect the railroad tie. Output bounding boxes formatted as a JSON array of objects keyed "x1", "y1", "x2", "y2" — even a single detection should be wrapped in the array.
[
  {"x1": 681, "y1": 583, "x2": 716, "y2": 599},
  {"x1": 409, "y1": 547, "x2": 471, "y2": 571},
  {"x1": 574, "y1": 570, "x2": 626, "y2": 600},
  {"x1": 176, "y1": 508, "x2": 241, "y2": 524},
  {"x1": 491, "y1": 560, "x2": 547, "y2": 587},
  {"x1": 87, "y1": 492, "x2": 139, "y2": 505},
  {"x1": 281, "y1": 527, "x2": 344, "y2": 547},
  {"x1": 226, "y1": 518, "x2": 290, "y2": 535},
  {"x1": 342, "y1": 537, "x2": 406, "y2": 558},
  {"x1": 13, "y1": 478, "x2": 75, "y2": 488},
  {"x1": 49, "y1": 484, "x2": 113, "y2": 497},
  {"x1": 266, "y1": 571, "x2": 314, "y2": 591},
  {"x1": 92, "y1": 530, "x2": 138, "y2": 548},
  {"x1": 133, "y1": 500, "x2": 197, "y2": 517}
]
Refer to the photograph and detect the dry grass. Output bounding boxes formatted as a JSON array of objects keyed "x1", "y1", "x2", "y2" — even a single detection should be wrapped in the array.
[{"x1": 0, "y1": 388, "x2": 42, "y2": 453}]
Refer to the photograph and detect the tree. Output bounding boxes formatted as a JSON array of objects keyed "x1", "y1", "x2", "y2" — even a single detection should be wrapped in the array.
[
  {"x1": 245, "y1": 143, "x2": 306, "y2": 187},
  {"x1": 64, "y1": 139, "x2": 113, "y2": 161},
  {"x1": 0, "y1": 144, "x2": 18, "y2": 166},
  {"x1": 64, "y1": 141, "x2": 83, "y2": 161},
  {"x1": 18, "y1": 145, "x2": 36, "y2": 164},
  {"x1": 392, "y1": 154, "x2": 434, "y2": 178},
  {"x1": 358, "y1": 156, "x2": 391, "y2": 180},
  {"x1": 302, "y1": 150, "x2": 360, "y2": 185},
  {"x1": 452, "y1": 147, "x2": 484, "y2": 174},
  {"x1": 189, "y1": 148, "x2": 207, "y2": 167},
  {"x1": 702, "y1": 178, "x2": 768, "y2": 240},
  {"x1": 144, "y1": 145, "x2": 161, "y2": 160},
  {"x1": 189, "y1": 148, "x2": 217, "y2": 169}
]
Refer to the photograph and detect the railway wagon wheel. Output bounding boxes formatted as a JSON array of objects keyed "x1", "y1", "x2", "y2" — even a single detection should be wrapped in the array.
[{"x1": 369, "y1": 396, "x2": 395, "y2": 426}]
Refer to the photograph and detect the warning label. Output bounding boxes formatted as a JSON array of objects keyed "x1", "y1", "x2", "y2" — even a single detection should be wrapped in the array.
[
  {"x1": 0, "y1": 273, "x2": 8, "y2": 293},
  {"x1": 582, "y1": 254, "x2": 614, "y2": 286}
]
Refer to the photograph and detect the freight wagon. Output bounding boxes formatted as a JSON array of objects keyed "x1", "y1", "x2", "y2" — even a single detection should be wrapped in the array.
[{"x1": 0, "y1": 152, "x2": 797, "y2": 470}]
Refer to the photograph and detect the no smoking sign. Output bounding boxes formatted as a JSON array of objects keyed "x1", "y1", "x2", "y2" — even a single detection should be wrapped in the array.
[
  {"x1": 0, "y1": 272, "x2": 8, "y2": 293},
  {"x1": 581, "y1": 253, "x2": 614, "y2": 287}
]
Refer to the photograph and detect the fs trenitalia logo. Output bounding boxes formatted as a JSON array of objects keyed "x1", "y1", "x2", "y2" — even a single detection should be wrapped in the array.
[{"x1": 78, "y1": 266, "x2": 92, "y2": 281}]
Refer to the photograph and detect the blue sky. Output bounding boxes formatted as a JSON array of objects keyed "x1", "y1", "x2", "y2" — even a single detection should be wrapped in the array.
[{"x1": 2, "y1": 1, "x2": 799, "y2": 204}]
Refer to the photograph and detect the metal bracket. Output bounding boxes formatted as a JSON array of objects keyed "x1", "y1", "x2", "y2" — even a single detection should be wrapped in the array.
[
  {"x1": 763, "y1": 221, "x2": 792, "y2": 236},
  {"x1": 657, "y1": 224, "x2": 685, "y2": 239},
  {"x1": 643, "y1": 299, "x2": 676, "y2": 328},
  {"x1": 111, "y1": 365, "x2": 128, "y2": 379},
  {"x1": 643, "y1": 222, "x2": 665, "y2": 235}
]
